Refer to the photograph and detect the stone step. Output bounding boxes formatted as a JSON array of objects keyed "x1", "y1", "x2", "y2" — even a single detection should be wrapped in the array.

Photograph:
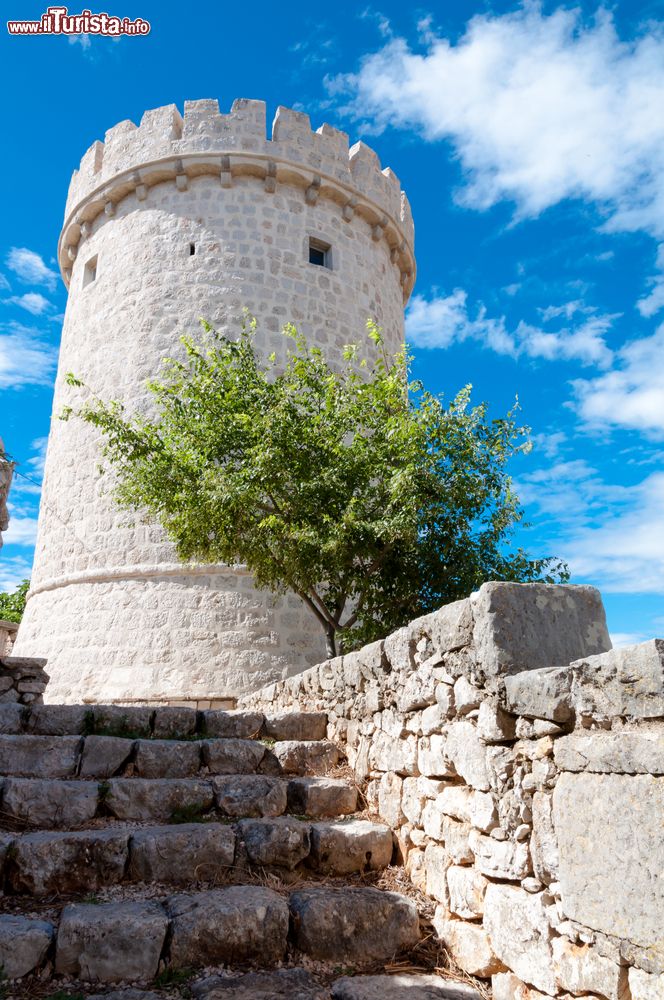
[
  {"x1": 0, "y1": 884, "x2": 421, "y2": 983},
  {"x1": 0, "y1": 732, "x2": 341, "y2": 780},
  {"x1": 191, "y1": 970, "x2": 482, "y2": 999},
  {"x1": 1, "y1": 818, "x2": 393, "y2": 896},
  {"x1": 0, "y1": 775, "x2": 357, "y2": 829},
  {"x1": 0, "y1": 702, "x2": 328, "y2": 742}
]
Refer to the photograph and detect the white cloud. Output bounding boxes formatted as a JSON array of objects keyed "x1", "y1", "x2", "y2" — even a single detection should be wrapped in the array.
[
  {"x1": 335, "y1": 7, "x2": 664, "y2": 239},
  {"x1": 406, "y1": 290, "x2": 615, "y2": 367},
  {"x1": 637, "y1": 244, "x2": 664, "y2": 318},
  {"x1": 0, "y1": 323, "x2": 58, "y2": 389},
  {"x1": 0, "y1": 555, "x2": 33, "y2": 593},
  {"x1": 610, "y1": 632, "x2": 649, "y2": 647},
  {"x1": 572, "y1": 325, "x2": 664, "y2": 437},
  {"x1": 3, "y1": 292, "x2": 52, "y2": 316},
  {"x1": 68, "y1": 33, "x2": 92, "y2": 51},
  {"x1": 6, "y1": 248, "x2": 58, "y2": 291},
  {"x1": 2, "y1": 514, "x2": 38, "y2": 547},
  {"x1": 0, "y1": 274, "x2": 9, "y2": 291}
]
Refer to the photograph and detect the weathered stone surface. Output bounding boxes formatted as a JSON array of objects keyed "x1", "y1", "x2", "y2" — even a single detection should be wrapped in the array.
[
  {"x1": 289, "y1": 887, "x2": 420, "y2": 964},
  {"x1": 130, "y1": 823, "x2": 235, "y2": 884},
  {"x1": 202, "y1": 738, "x2": 268, "y2": 774},
  {"x1": 263, "y1": 711, "x2": 328, "y2": 742},
  {"x1": 274, "y1": 739, "x2": 340, "y2": 774},
  {"x1": 441, "y1": 816, "x2": 474, "y2": 864},
  {"x1": 477, "y1": 700, "x2": 516, "y2": 742},
  {"x1": 571, "y1": 640, "x2": 664, "y2": 718},
  {"x1": 504, "y1": 667, "x2": 574, "y2": 722},
  {"x1": 0, "y1": 913, "x2": 53, "y2": 978},
  {"x1": 369, "y1": 731, "x2": 418, "y2": 775},
  {"x1": 134, "y1": 739, "x2": 201, "y2": 778},
  {"x1": 91, "y1": 705, "x2": 152, "y2": 736},
  {"x1": 469, "y1": 829, "x2": 531, "y2": 879},
  {"x1": 0, "y1": 702, "x2": 25, "y2": 733},
  {"x1": 554, "y1": 731, "x2": 664, "y2": 774},
  {"x1": 239, "y1": 817, "x2": 311, "y2": 870},
  {"x1": 551, "y1": 935, "x2": 626, "y2": 999},
  {"x1": 332, "y1": 973, "x2": 482, "y2": 999},
  {"x1": 378, "y1": 770, "x2": 405, "y2": 827},
  {"x1": 8, "y1": 828, "x2": 128, "y2": 895},
  {"x1": 424, "y1": 842, "x2": 450, "y2": 904},
  {"x1": 2, "y1": 777, "x2": 98, "y2": 828},
  {"x1": 447, "y1": 865, "x2": 488, "y2": 919},
  {"x1": 105, "y1": 778, "x2": 214, "y2": 821},
  {"x1": 553, "y1": 771, "x2": 664, "y2": 971},
  {"x1": 471, "y1": 582, "x2": 610, "y2": 679},
  {"x1": 530, "y1": 792, "x2": 559, "y2": 885},
  {"x1": 0, "y1": 733, "x2": 81, "y2": 777},
  {"x1": 483, "y1": 883, "x2": 556, "y2": 995},
  {"x1": 79, "y1": 734, "x2": 134, "y2": 778},
  {"x1": 491, "y1": 973, "x2": 550, "y2": 1000},
  {"x1": 424, "y1": 598, "x2": 473, "y2": 659},
  {"x1": 167, "y1": 886, "x2": 288, "y2": 966},
  {"x1": 444, "y1": 722, "x2": 491, "y2": 790},
  {"x1": 194, "y1": 968, "x2": 327, "y2": 999},
  {"x1": 418, "y1": 734, "x2": 456, "y2": 779},
  {"x1": 433, "y1": 911, "x2": 503, "y2": 978},
  {"x1": 287, "y1": 776, "x2": 357, "y2": 817},
  {"x1": 25, "y1": 704, "x2": 88, "y2": 735},
  {"x1": 152, "y1": 705, "x2": 197, "y2": 738},
  {"x1": 454, "y1": 677, "x2": 482, "y2": 715},
  {"x1": 629, "y1": 967, "x2": 664, "y2": 999},
  {"x1": 56, "y1": 901, "x2": 168, "y2": 981},
  {"x1": 213, "y1": 775, "x2": 287, "y2": 817},
  {"x1": 310, "y1": 820, "x2": 393, "y2": 874},
  {"x1": 202, "y1": 710, "x2": 264, "y2": 739}
]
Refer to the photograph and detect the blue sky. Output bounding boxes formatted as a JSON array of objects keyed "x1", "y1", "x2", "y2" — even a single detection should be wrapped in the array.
[{"x1": 1, "y1": 0, "x2": 663, "y2": 644}]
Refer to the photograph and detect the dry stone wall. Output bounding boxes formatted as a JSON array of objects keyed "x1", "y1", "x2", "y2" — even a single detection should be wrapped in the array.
[
  {"x1": 0, "y1": 655, "x2": 48, "y2": 705},
  {"x1": 242, "y1": 582, "x2": 664, "y2": 1000}
]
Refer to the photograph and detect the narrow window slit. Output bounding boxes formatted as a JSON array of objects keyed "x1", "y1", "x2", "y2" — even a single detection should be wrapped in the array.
[
  {"x1": 189, "y1": 242, "x2": 196, "y2": 256},
  {"x1": 83, "y1": 255, "x2": 97, "y2": 288}
]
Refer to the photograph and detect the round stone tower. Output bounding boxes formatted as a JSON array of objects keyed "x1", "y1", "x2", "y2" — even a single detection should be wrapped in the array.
[{"x1": 14, "y1": 98, "x2": 416, "y2": 705}]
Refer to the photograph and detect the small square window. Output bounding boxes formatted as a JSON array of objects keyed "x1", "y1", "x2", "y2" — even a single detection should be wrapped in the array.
[
  {"x1": 83, "y1": 255, "x2": 97, "y2": 288},
  {"x1": 309, "y1": 238, "x2": 331, "y2": 268},
  {"x1": 189, "y1": 242, "x2": 196, "y2": 256}
]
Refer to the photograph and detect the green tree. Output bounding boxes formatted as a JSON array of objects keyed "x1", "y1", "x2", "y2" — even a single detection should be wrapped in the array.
[
  {"x1": 0, "y1": 579, "x2": 29, "y2": 624},
  {"x1": 62, "y1": 320, "x2": 567, "y2": 656}
]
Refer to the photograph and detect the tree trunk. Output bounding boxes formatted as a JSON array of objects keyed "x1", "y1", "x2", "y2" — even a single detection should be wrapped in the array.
[{"x1": 324, "y1": 624, "x2": 337, "y2": 659}]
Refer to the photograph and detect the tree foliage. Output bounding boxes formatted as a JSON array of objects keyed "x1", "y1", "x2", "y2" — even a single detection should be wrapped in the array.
[
  {"x1": 0, "y1": 579, "x2": 29, "y2": 624},
  {"x1": 63, "y1": 320, "x2": 567, "y2": 655}
]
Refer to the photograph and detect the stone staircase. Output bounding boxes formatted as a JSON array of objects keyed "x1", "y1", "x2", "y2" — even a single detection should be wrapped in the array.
[{"x1": 0, "y1": 703, "x2": 480, "y2": 1000}]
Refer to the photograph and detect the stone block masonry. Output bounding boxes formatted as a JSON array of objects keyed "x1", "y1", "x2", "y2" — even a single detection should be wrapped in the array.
[
  {"x1": 14, "y1": 98, "x2": 416, "y2": 705},
  {"x1": 242, "y1": 581, "x2": 664, "y2": 999},
  {"x1": 0, "y1": 655, "x2": 48, "y2": 705}
]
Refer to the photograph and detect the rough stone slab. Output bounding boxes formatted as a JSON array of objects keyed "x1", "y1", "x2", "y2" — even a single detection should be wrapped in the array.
[
  {"x1": 193, "y1": 968, "x2": 327, "y2": 999},
  {"x1": 433, "y1": 910, "x2": 503, "y2": 978},
  {"x1": 56, "y1": 900, "x2": 168, "y2": 981},
  {"x1": 153, "y1": 705, "x2": 197, "y2": 738},
  {"x1": 238, "y1": 817, "x2": 311, "y2": 870},
  {"x1": 134, "y1": 738, "x2": 201, "y2": 778},
  {"x1": 468, "y1": 829, "x2": 531, "y2": 880},
  {"x1": 289, "y1": 886, "x2": 420, "y2": 963},
  {"x1": 8, "y1": 828, "x2": 129, "y2": 896},
  {"x1": 263, "y1": 711, "x2": 328, "y2": 742},
  {"x1": 419, "y1": 598, "x2": 473, "y2": 660},
  {"x1": 570, "y1": 639, "x2": 664, "y2": 718},
  {"x1": 491, "y1": 972, "x2": 551, "y2": 1000},
  {"x1": 167, "y1": 885, "x2": 288, "y2": 966},
  {"x1": 201, "y1": 709, "x2": 265, "y2": 739},
  {"x1": 25, "y1": 704, "x2": 89, "y2": 735},
  {"x1": 202, "y1": 738, "x2": 267, "y2": 774},
  {"x1": 129, "y1": 823, "x2": 235, "y2": 884},
  {"x1": 274, "y1": 739, "x2": 340, "y2": 775},
  {"x1": 79, "y1": 734, "x2": 134, "y2": 778},
  {"x1": 0, "y1": 733, "x2": 81, "y2": 777},
  {"x1": 477, "y1": 700, "x2": 517, "y2": 742},
  {"x1": 90, "y1": 704, "x2": 152, "y2": 736},
  {"x1": 471, "y1": 582, "x2": 610, "y2": 679},
  {"x1": 1, "y1": 777, "x2": 99, "y2": 828},
  {"x1": 530, "y1": 792, "x2": 559, "y2": 885},
  {"x1": 287, "y1": 776, "x2": 357, "y2": 817},
  {"x1": 310, "y1": 819, "x2": 393, "y2": 875},
  {"x1": 447, "y1": 865, "x2": 488, "y2": 919},
  {"x1": 504, "y1": 667, "x2": 574, "y2": 722},
  {"x1": 444, "y1": 722, "x2": 491, "y2": 790},
  {"x1": 441, "y1": 816, "x2": 474, "y2": 865},
  {"x1": 483, "y1": 883, "x2": 556, "y2": 995},
  {"x1": 629, "y1": 967, "x2": 664, "y2": 999},
  {"x1": 0, "y1": 913, "x2": 54, "y2": 978},
  {"x1": 551, "y1": 935, "x2": 625, "y2": 999},
  {"x1": 553, "y1": 771, "x2": 664, "y2": 971},
  {"x1": 105, "y1": 778, "x2": 214, "y2": 822},
  {"x1": 418, "y1": 734, "x2": 456, "y2": 779},
  {"x1": 554, "y1": 731, "x2": 664, "y2": 774},
  {"x1": 424, "y1": 842, "x2": 450, "y2": 905},
  {"x1": 332, "y1": 974, "x2": 482, "y2": 999},
  {"x1": 213, "y1": 775, "x2": 287, "y2": 817},
  {"x1": 0, "y1": 702, "x2": 25, "y2": 733}
]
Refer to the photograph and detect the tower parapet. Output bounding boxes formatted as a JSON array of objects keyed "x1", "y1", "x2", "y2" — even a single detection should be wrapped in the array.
[
  {"x1": 61, "y1": 99, "x2": 415, "y2": 298},
  {"x1": 15, "y1": 98, "x2": 416, "y2": 705}
]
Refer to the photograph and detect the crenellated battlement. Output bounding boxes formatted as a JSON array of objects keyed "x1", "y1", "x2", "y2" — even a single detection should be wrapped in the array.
[{"x1": 60, "y1": 98, "x2": 415, "y2": 299}]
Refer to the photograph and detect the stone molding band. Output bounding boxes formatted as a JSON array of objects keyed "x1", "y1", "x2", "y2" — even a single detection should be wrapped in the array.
[
  {"x1": 27, "y1": 562, "x2": 254, "y2": 600},
  {"x1": 58, "y1": 151, "x2": 416, "y2": 301}
]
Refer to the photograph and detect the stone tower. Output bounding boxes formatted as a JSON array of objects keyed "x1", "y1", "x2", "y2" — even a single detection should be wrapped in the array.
[{"x1": 14, "y1": 98, "x2": 416, "y2": 705}]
